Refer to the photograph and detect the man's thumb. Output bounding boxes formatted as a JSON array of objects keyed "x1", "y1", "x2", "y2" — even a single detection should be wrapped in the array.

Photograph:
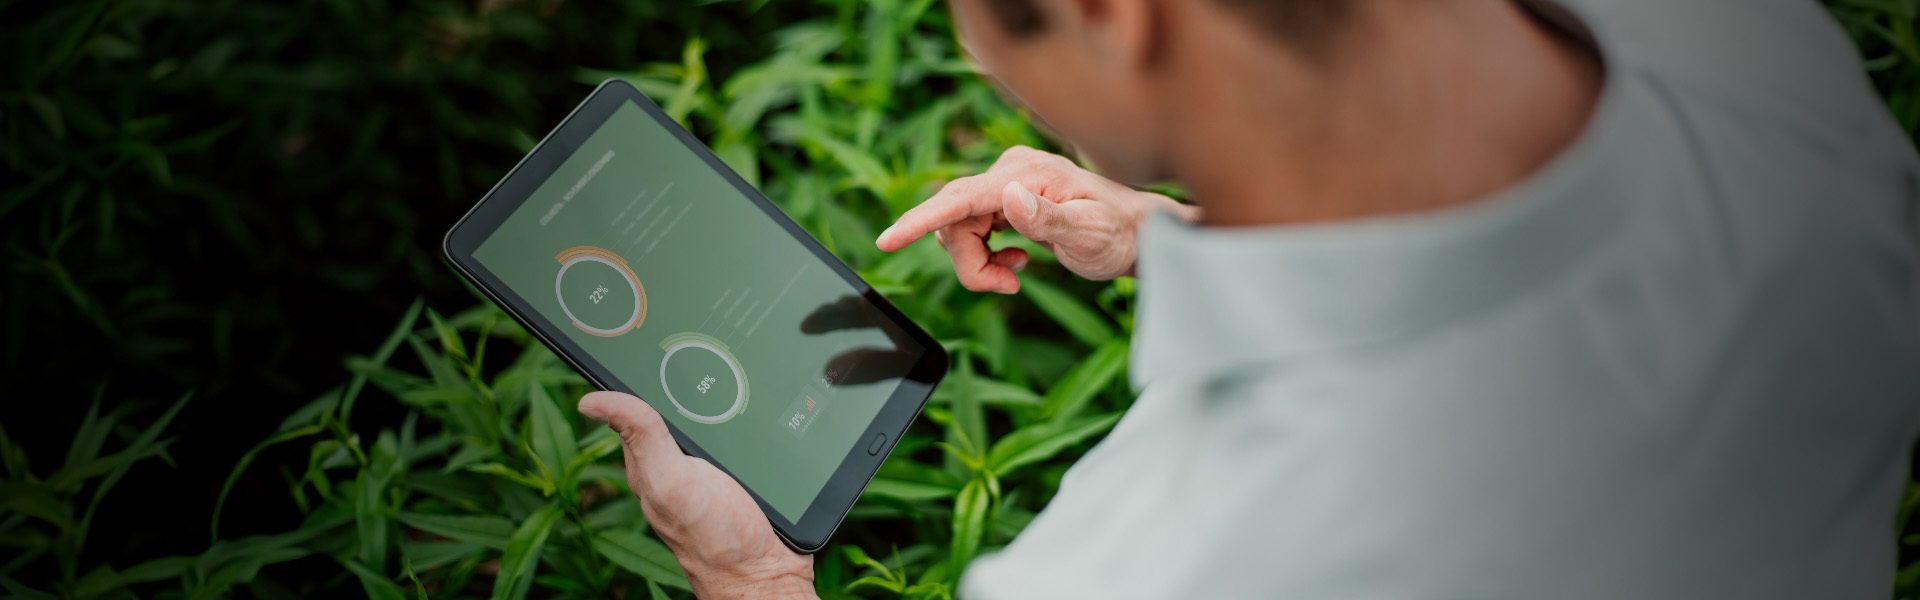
[
  {"x1": 579, "y1": 391, "x2": 681, "y2": 462},
  {"x1": 1001, "y1": 181, "x2": 1063, "y2": 242}
]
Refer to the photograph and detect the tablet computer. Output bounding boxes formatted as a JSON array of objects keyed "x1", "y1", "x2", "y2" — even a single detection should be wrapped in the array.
[{"x1": 443, "y1": 79, "x2": 947, "y2": 552}]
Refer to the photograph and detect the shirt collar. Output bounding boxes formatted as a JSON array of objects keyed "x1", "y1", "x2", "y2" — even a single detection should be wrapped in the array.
[{"x1": 1129, "y1": 23, "x2": 1641, "y2": 388}]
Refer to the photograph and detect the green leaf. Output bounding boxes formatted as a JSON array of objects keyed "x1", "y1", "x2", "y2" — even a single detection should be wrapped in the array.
[
  {"x1": 946, "y1": 356, "x2": 987, "y2": 471},
  {"x1": 1020, "y1": 278, "x2": 1116, "y2": 346},
  {"x1": 593, "y1": 530, "x2": 692, "y2": 590},
  {"x1": 843, "y1": 543, "x2": 909, "y2": 593},
  {"x1": 986, "y1": 413, "x2": 1122, "y2": 477},
  {"x1": 62, "y1": 393, "x2": 191, "y2": 570},
  {"x1": 525, "y1": 383, "x2": 577, "y2": 490},
  {"x1": 191, "y1": 530, "x2": 319, "y2": 596},
  {"x1": 118, "y1": 555, "x2": 193, "y2": 585},
  {"x1": 722, "y1": 60, "x2": 848, "y2": 134},
  {"x1": 861, "y1": 0, "x2": 902, "y2": 109},
  {"x1": 212, "y1": 422, "x2": 327, "y2": 541},
  {"x1": 964, "y1": 300, "x2": 1012, "y2": 373},
  {"x1": 930, "y1": 376, "x2": 1040, "y2": 407},
  {"x1": 356, "y1": 433, "x2": 401, "y2": 569},
  {"x1": 947, "y1": 478, "x2": 991, "y2": 578},
  {"x1": 935, "y1": 441, "x2": 985, "y2": 474},
  {"x1": 841, "y1": 544, "x2": 892, "y2": 575},
  {"x1": 0, "y1": 483, "x2": 72, "y2": 530},
  {"x1": 863, "y1": 477, "x2": 961, "y2": 502},
  {"x1": 491, "y1": 504, "x2": 563, "y2": 600},
  {"x1": 43, "y1": 440, "x2": 174, "y2": 492},
  {"x1": 398, "y1": 513, "x2": 514, "y2": 550},
  {"x1": 662, "y1": 38, "x2": 711, "y2": 124},
  {"x1": 1038, "y1": 340, "x2": 1129, "y2": 421},
  {"x1": 0, "y1": 575, "x2": 58, "y2": 600},
  {"x1": 425, "y1": 308, "x2": 468, "y2": 362},
  {"x1": 849, "y1": 575, "x2": 907, "y2": 594},
  {"x1": 401, "y1": 541, "x2": 484, "y2": 572},
  {"x1": 343, "y1": 299, "x2": 424, "y2": 423},
  {"x1": 277, "y1": 391, "x2": 340, "y2": 432},
  {"x1": 342, "y1": 558, "x2": 407, "y2": 600},
  {"x1": 73, "y1": 565, "x2": 124, "y2": 598},
  {"x1": 714, "y1": 141, "x2": 761, "y2": 187},
  {"x1": 0, "y1": 421, "x2": 25, "y2": 480},
  {"x1": 467, "y1": 462, "x2": 553, "y2": 495},
  {"x1": 25, "y1": 94, "x2": 64, "y2": 139},
  {"x1": 790, "y1": 121, "x2": 893, "y2": 195},
  {"x1": 568, "y1": 428, "x2": 621, "y2": 467},
  {"x1": 61, "y1": 393, "x2": 114, "y2": 473}
]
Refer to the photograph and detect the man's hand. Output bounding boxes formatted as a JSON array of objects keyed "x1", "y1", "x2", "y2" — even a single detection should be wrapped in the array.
[
  {"x1": 578, "y1": 392, "x2": 817, "y2": 600},
  {"x1": 874, "y1": 146, "x2": 1197, "y2": 293}
]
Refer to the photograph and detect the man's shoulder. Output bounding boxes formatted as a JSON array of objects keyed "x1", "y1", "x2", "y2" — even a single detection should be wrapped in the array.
[
  {"x1": 1555, "y1": 0, "x2": 1871, "y2": 116},
  {"x1": 1562, "y1": 0, "x2": 1917, "y2": 279}
]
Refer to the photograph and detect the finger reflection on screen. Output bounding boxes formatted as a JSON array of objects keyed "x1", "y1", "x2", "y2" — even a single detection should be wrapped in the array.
[{"x1": 800, "y1": 295, "x2": 919, "y2": 386}]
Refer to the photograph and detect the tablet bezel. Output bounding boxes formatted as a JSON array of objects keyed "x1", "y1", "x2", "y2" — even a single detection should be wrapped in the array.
[{"x1": 442, "y1": 79, "x2": 946, "y2": 553}]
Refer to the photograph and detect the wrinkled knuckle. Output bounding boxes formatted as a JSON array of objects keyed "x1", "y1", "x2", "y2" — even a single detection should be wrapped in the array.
[
  {"x1": 1008, "y1": 148, "x2": 1061, "y2": 171},
  {"x1": 999, "y1": 145, "x2": 1050, "y2": 169},
  {"x1": 614, "y1": 422, "x2": 647, "y2": 448},
  {"x1": 613, "y1": 414, "x2": 661, "y2": 448},
  {"x1": 1037, "y1": 209, "x2": 1064, "y2": 231},
  {"x1": 941, "y1": 174, "x2": 977, "y2": 193}
]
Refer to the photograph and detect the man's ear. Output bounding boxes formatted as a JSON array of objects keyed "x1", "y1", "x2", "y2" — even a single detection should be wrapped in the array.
[{"x1": 1067, "y1": 0, "x2": 1164, "y2": 69}]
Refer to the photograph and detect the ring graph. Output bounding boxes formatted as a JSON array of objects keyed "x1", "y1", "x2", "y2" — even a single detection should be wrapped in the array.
[
  {"x1": 658, "y1": 332, "x2": 750, "y2": 425},
  {"x1": 553, "y1": 245, "x2": 648, "y2": 337}
]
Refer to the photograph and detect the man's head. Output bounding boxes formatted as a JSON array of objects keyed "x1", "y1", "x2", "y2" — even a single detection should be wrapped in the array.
[{"x1": 951, "y1": 0, "x2": 1357, "y2": 184}]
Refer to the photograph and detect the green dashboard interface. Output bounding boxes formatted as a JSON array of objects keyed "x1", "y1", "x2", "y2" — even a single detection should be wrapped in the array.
[{"x1": 473, "y1": 101, "x2": 919, "y2": 521}]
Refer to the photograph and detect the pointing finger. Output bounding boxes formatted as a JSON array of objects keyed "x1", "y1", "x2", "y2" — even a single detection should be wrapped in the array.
[{"x1": 877, "y1": 176, "x2": 999, "y2": 252}]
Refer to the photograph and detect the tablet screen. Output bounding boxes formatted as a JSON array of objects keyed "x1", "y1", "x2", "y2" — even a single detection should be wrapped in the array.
[{"x1": 470, "y1": 101, "x2": 925, "y2": 522}]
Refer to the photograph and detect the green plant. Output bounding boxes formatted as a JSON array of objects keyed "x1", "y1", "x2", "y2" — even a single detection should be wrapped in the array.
[
  {"x1": 1, "y1": 0, "x2": 1915, "y2": 598},
  {"x1": 1831, "y1": 0, "x2": 1920, "y2": 137},
  {"x1": 202, "y1": 300, "x2": 695, "y2": 599},
  {"x1": 0, "y1": 393, "x2": 193, "y2": 599}
]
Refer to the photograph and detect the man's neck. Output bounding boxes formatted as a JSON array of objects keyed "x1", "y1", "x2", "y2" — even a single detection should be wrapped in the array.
[{"x1": 1164, "y1": 1, "x2": 1604, "y2": 228}]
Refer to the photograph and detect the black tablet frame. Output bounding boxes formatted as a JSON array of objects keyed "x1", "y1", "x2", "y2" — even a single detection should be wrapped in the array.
[{"x1": 442, "y1": 79, "x2": 946, "y2": 553}]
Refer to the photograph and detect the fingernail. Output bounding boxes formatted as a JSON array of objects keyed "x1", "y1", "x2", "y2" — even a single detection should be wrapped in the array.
[
  {"x1": 1012, "y1": 255, "x2": 1028, "y2": 271},
  {"x1": 1018, "y1": 186, "x2": 1038, "y2": 218}
]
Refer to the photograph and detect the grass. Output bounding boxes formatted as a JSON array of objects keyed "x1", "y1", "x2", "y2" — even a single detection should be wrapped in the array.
[{"x1": 0, "y1": 0, "x2": 1915, "y2": 598}]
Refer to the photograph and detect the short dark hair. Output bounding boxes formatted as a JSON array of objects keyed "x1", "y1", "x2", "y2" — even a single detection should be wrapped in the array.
[{"x1": 979, "y1": 0, "x2": 1351, "y2": 50}]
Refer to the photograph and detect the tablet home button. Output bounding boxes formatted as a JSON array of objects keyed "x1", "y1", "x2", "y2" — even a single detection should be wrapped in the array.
[{"x1": 865, "y1": 433, "x2": 888, "y2": 456}]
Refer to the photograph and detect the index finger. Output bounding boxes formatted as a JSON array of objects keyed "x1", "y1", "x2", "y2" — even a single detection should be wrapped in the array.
[{"x1": 876, "y1": 176, "x2": 1000, "y2": 251}]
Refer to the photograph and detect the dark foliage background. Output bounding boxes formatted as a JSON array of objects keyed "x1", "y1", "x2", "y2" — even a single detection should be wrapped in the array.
[
  {"x1": 3, "y1": 0, "x2": 814, "y2": 568},
  {"x1": 0, "y1": 0, "x2": 1915, "y2": 598}
]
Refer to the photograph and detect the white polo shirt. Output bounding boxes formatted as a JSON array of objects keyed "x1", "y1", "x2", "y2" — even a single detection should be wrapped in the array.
[{"x1": 962, "y1": 0, "x2": 1920, "y2": 597}]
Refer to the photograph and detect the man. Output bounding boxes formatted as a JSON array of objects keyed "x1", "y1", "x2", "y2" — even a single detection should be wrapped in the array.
[{"x1": 577, "y1": 0, "x2": 1920, "y2": 596}]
